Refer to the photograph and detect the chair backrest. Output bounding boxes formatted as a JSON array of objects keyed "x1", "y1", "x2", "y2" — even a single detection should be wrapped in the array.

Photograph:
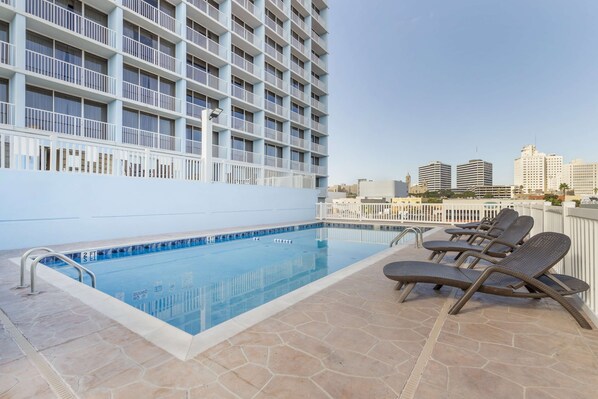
[
  {"x1": 487, "y1": 216, "x2": 534, "y2": 254},
  {"x1": 487, "y1": 232, "x2": 571, "y2": 287},
  {"x1": 487, "y1": 209, "x2": 519, "y2": 237},
  {"x1": 489, "y1": 208, "x2": 510, "y2": 223}
]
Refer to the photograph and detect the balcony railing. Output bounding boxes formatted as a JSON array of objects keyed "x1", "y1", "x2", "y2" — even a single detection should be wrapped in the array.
[
  {"x1": 186, "y1": 64, "x2": 227, "y2": 93},
  {"x1": 311, "y1": 164, "x2": 326, "y2": 175},
  {"x1": 26, "y1": 0, "x2": 116, "y2": 48},
  {"x1": 291, "y1": 37, "x2": 306, "y2": 53},
  {"x1": 291, "y1": 111, "x2": 308, "y2": 126},
  {"x1": 290, "y1": 160, "x2": 308, "y2": 172},
  {"x1": 0, "y1": 0, "x2": 14, "y2": 6},
  {"x1": 185, "y1": 139, "x2": 202, "y2": 155},
  {"x1": 265, "y1": 16, "x2": 286, "y2": 39},
  {"x1": 312, "y1": 32, "x2": 327, "y2": 50},
  {"x1": 186, "y1": 102, "x2": 227, "y2": 126},
  {"x1": 26, "y1": 50, "x2": 116, "y2": 94},
  {"x1": 231, "y1": 85, "x2": 261, "y2": 106},
  {"x1": 291, "y1": 62, "x2": 308, "y2": 80},
  {"x1": 312, "y1": 12, "x2": 326, "y2": 29},
  {"x1": 290, "y1": 135, "x2": 308, "y2": 149},
  {"x1": 311, "y1": 53, "x2": 327, "y2": 70},
  {"x1": 311, "y1": 76, "x2": 327, "y2": 91},
  {"x1": 0, "y1": 41, "x2": 14, "y2": 66},
  {"x1": 122, "y1": 36, "x2": 179, "y2": 73},
  {"x1": 233, "y1": 0, "x2": 258, "y2": 18},
  {"x1": 188, "y1": 0, "x2": 228, "y2": 26},
  {"x1": 186, "y1": 27, "x2": 228, "y2": 60},
  {"x1": 265, "y1": 100, "x2": 288, "y2": 117},
  {"x1": 122, "y1": 127, "x2": 180, "y2": 151},
  {"x1": 291, "y1": 13, "x2": 307, "y2": 33},
  {"x1": 122, "y1": 0, "x2": 180, "y2": 34},
  {"x1": 123, "y1": 81, "x2": 180, "y2": 112},
  {"x1": 291, "y1": 87, "x2": 307, "y2": 102},
  {"x1": 311, "y1": 119, "x2": 327, "y2": 133},
  {"x1": 232, "y1": 20, "x2": 261, "y2": 48},
  {"x1": 264, "y1": 71, "x2": 288, "y2": 91},
  {"x1": 231, "y1": 53, "x2": 260, "y2": 76},
  {"x1": 311, "y1": 141, "x2": 326, "y2": 154},
  {"x1": 268, "y1": 0, "x2": 288, "y2": 13},
  {"x1": 265, "y1": 155, "x2": 288, "y2": 169},
  {"x1": 311, "y1": 97, "x2": 327, "y2": 113},
  {"x1": 265, "y1": 43, "x2": 287, "y2": 65},
  {"x1": 231, "y1": 148, "x2": 262, "y2": 164},
  {"x1": 25, "y1": 107, "x2": 116, "y2": 141},
  {"x1": 213, "y1": 144, "x2": 228, "y2": 158},
  {"x1": 264, "y1": 127, "x2": 287, "y2": 143},
  {"x1": 231, "y1": 116, "x2": 261, "y2": 135},
  {"x1": 0, "y1": 102, "x2": 14, "y2": 125}
]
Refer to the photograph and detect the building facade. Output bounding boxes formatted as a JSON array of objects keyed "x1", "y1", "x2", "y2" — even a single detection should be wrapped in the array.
[
  {"x1": 562, "y1": 160, "x2": 598, "y2": 196},
  {"x1": 0, "y1": 0, "x2": 328, "y2": 194},
  {"x1": 456, "y1": 159, "x2": 492, "y2": 191},
  {"x1": 471, "y1": 185, "x2": 517, "y2": 199},
  {"x1": 418, "y1": 161, "x2": 451, "y2": 192},
  {"x1": 358, "y1": 180, "x2": 408, "y2": 201},
  {"x1": 514, "y1": 145, "x2": 562, "y2": 194}
]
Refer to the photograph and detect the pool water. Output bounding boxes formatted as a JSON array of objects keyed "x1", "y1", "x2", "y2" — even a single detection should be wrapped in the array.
[{"x1": 51, "y1": 227, "x2": 405, "y2": 335}]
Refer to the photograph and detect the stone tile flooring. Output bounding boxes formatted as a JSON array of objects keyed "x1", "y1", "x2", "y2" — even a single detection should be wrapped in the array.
[{"x1": 0, "y1": 228, "x2": 597, "y2": 398}]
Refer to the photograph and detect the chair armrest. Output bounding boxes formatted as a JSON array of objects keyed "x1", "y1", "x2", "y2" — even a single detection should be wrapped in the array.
[
  {"x1": 481, "y1": 238, "x2": 518, "y2": 254},
  {"x1": 455, "y1": 251, "x2": 500, "y2": 268}
]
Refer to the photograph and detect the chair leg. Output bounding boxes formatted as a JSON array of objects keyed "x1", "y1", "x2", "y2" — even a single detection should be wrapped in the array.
[
  {"x1": 395, "y1": 282, "x2": 404, "y2": 291},
  {"x1": 397, "y1": 283, "x2": 416, "y2": 303},
  {"x1": 434, "y1": 252, "x2": 447, "y2": 264},
  {"x1": 428, "y1": 251, "x2": 437, "y2": 261},
  {"x1": 433, "y1": 284, "x2": 443, "y2": 291}
]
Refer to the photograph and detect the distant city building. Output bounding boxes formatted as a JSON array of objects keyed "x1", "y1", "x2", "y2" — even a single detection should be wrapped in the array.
[
  {"x1": 419, "y1": 161, "x2": 451, "y2": 192},
  {"x1": 562, "y1": 160, "x2": 598, "y2": 196},
  {"x1": 456, "y1": 159, "x2": 492, "y2": 191},
  {"x1": 328, "y1": 184, "x2": 358, "y2": 196},
  {"x1": 514, "y1": 145, "x2": 563, "y2": 193},
  {"x1": 471, "y1": 185, "x2": 518, "y2": 199},
  {"x1": 409, "y1": 181, "x2": 428, "y2": 196},
  {"x1": 358, "y1": 180, "x2": 408, "y2": 201}
]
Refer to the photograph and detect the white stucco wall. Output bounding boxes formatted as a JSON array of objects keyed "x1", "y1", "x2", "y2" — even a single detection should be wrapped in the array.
[{"x1": 0, "y1": 170, "x2": 317, "y2": 250}]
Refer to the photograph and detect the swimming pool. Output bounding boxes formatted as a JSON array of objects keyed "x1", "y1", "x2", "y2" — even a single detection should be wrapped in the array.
[{"x1": 48, "y1": 226, "x2": 414, "y2": 335}]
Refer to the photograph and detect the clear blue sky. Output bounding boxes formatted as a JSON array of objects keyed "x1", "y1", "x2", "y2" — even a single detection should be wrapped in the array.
[{"x1": 327, "y1": 0, "x2": 598, "y2": 186}]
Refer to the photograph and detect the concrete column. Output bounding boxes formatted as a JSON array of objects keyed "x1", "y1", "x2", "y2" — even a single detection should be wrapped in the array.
[
  {"x1": 201, "y1": 109, "x2": 213, "y2": 182},
  {"x1": 10, "y1": 13, "x2": 26, "y2": 128}
]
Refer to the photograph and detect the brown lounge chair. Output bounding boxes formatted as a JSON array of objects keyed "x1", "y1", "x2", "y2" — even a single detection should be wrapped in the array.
[
  {"x1": 424, "y1": 216, "x2": 534, "y2": 265},
  {"x1": 454, "y1": 207, "x2": 511, "y2": 230},
  {"x1": 383, "y1": 232, "x2": 592, "y2": 329},
  {"x1": 444, "y1": 208, "x2": 518, "y2": 242}
]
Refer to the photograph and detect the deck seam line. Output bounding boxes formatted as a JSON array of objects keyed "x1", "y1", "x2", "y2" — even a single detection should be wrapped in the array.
[
  {"x1": 399, "y1": 288, "x2": 457, "y2": 399},
  {"x1": 0, "y1": 307, "x2": 78, "y2": 399}
]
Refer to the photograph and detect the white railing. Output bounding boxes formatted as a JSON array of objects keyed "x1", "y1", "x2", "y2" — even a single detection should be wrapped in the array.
[
  {"x1": 123, "y1": 81, "x2": 180, "y2": 112},
  {"x1": 265, "y1": 127, "x2": 287, "y2": 143},
  {"x1": 264, "y1": 155, "x2": 288, "y2": 169},
  {"x1": 0, "y1": 0, "x2": 14, "y2": 6},
  {"x1": 122, "y1": 0, "x2": 180, "y2": 34},
  {"x1": 265, "y1": 43, "x2": 287, "y2": 65},
  {"x1": 186, "y1": 103, "x2": 227, "y2": 126},
  {"x1": 261, "y1": 173, "x2": 315, "y2": 189},
  {"x1": 291, "y1": 111, "x2": 308, "y2": 126},
  {"x1": 186, "y1": 64, "x2": 227, "y2": 93},
  {"x1": 122, "y1": 36, "x2": 179, "y2": 73},
  {"x1": 312, "y1": 11, "x2": 326, "y2": 28},
  {"x1": 291, "y1": 13, "x2": 307, "y2": 32},
  {"x1": 25, "y1": 108, "x2": 115, "y2": 141},
  {"x1": 311, "y1": 164, "x2": 326, "y2": 175},
  {"x1": 212, "y1": 144, "x2": 227, "y2": 158},
  {"x1": 232, "y1": 20, "x2": 261, "y2": 48},
  {"x1": 0, "y1": 41, "x2": 14, "y2": 66},
  {"x1": 185, "y1": 139, "x2": 201, "y2": 155},
  {"x1": 26, "y1": 50, "x2": 116, "y2": 94},
  {"x1": 311, "y1": 75, "x2": 327, "y2": 91},
  {"x1": 122, "y1": 127, "x2": 180, "y2": 152},
  {"x1": 213, "y1": 159, "x2": 263, "y2": 184},
  {"x1": 231, "y1": 148, "x2": 262, "y2": 164},
  {"x1": 0, "y1": 102, "x2": 13, "y2": 125},
  {"x1": 264, "y1": 71, "x2": 288, "y2": 91},
  {"x1": 311, "y1": 141, "x2": 326, "y2": 154},
  {"x1": 311, "y1": 53, "x2": 327, "y2": 70},
  {"x1": 311, "y1": 97, "x2": 327, "y2": 113},
  {"x1": 290, "y1": 87, "x2": 305, "y2": 102},
  {"x1": 291, "y1": 61, "x2": 308, "y2": 80},
  {"x1": 291, "y1": 37, "x2": 306, "y2": 53},
  {"x1": 312, "y1": 32, "x2": 327, "y2": 50},
  {"x1": 295, "y1": 0, "x2": 308, "y2": 10},
  {"x1": 265, "y1": 16, "x2": 286, "y2": 39},
  {"x1": 186, "y1": 27, "x2": 227, "y2": 59},
  {"x1": 268, "y1": 0, "x2": 288, "y2": 13},
  {"x1": 231, "y1": 85, "x2": 261, "y2": 106},
  {"x1": 311, "y1": 119, "x2": 327, "y2": 133},
  {"x1": 290, "y1": 135, "x2": 308, "y2": 149},
  {"x1": 231, "y1": 116, "x2": 261, "y2": 135},
  {"x1": 188, "y1": 0, "x2": 229, "y2": 26},
  {"x1": 265, "y1": 100, "x2": 288, "y2": 117},
  {"x1": 231, "y1": 53, "x2": 260, "y2": 76},
  {"x1": 290, "y1": 160, "x2": 308, "y2": 172},
  {"x1": 233, "y1": 0, "x2": 258, "y2": 17},
  {"x1": 26, "y1": 0, "x2": 116, "y2": 48}
]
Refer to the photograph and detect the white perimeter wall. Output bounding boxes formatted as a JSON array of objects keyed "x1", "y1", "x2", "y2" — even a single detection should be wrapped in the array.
[{"x1": 0, "y1": 170, "x2": 317, "y2": 250}]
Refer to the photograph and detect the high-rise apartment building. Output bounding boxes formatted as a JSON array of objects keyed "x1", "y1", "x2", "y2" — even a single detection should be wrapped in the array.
[
  {"x1": 0, "y1": 0, "x2": 329, "y2": 193},
  {"x1": 418, "y1": 161, "x2": 451, "y2": 192},
  {"x1": 563, "y1": 160, "x2": 598, "y2": 196},
  {"x1": 456, "y1": 159, "x2": 492, "y2": 191},
  {"x1": 514, "y1": 145, "x2": 562, "y2": 193}
]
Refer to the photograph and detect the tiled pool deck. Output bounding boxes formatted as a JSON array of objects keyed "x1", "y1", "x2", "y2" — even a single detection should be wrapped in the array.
[{"x1": 1, "y1": 226, "x2": 598, "y2": 398}]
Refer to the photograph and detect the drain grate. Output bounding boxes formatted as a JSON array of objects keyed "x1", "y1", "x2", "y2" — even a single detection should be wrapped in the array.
[{"x1": 0, "y1": 308, "x2": 78, "y2": 399}]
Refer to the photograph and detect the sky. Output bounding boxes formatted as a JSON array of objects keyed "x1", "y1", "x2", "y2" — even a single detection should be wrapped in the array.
[{"x1": 327, "y1": 0, "x2": 598, "y2": 186}]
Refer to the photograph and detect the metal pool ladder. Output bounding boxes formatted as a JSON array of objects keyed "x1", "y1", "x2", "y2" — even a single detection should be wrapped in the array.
[
  {"x1": 390, "y1": 227, "x2": 424, "y2": 248},
  {"x1": 18, "y1": 247, "x2": 96, "y2": 295}
]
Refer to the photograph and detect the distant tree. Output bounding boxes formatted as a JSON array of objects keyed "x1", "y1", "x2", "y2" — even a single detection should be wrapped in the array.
[
  {"x1": 559, "y1": 183, "x2": 570, "y2": 197},
  {"x1": 544, "y1": 194, "x2": 561, "y2": 206},
  {"x1": 483, "y1": 193, "x2": 493, "y2": 199},
  {"x1": 594, "y1": 187, "x2": 598, "y2": 195}
]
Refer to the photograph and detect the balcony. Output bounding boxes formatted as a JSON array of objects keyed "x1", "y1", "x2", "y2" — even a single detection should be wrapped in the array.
[
  {"x1": 233, "y1": 0, "x2": 259, "y2": 18},
  {"x1": 264, "y1": 43, "x2": 287, "y2": 66},
  {"x1": 0, "y1": 41, "x2": 14, "y2": 66},
  {"x1": 231, "y1": 116, "x2": 261, "y2": 136},
  {"x1": 232, "y1": 20, "x2": 261, "y2": 48},
  {"x1": 290, "y1": 160, "x2": 308, "y2": 172},
  {"x1": 25, "y1": 107, "x2": 116, "y2": 141},
  {"x1": 265, "y1": 16, "x2": 286, "y2": 39},
  {"x1": 0, "y1": 101, "x2": 14, "y2": 125},
  {"x1": 231, "y1": 148, "x2": 262, "y2": 164},
  {"x1": 311, "y1": 119, "x2": 327, "y2": 133},
  {"x1": 186, "y1": 102, "x2": 227, "y2": 125},
  {"x1": 122, "y1": 127, "x2": 180, "y2": 151},
  {"x1": 122, "y1": 0, "x2": 180, "y2": 34},
  {"x1": 185, "y1": 139, "x2": 202, "y2": 155},
  {"x1": 311, "y1": 53, "x2": 327, "y2": 71},
  {"x1": 0, "y1": 0, "x2": 13, "y2": 6},
  {"x1": 212, "y1": 144, "x2": 227, "y2": 158},
  {"x1": 231, "y1": 53, "x2": 260, "y2": 76},
  {"x1": 312, "y1": 12, "x2": 326, "y2": 30},
  {"x1": 265, "y1": 100, "x2": 288, "y2": 118},
  {"x1": 122, "y1": 36, "x2": 180, "y2": 73},
  {"x1": 291, "y1": 13, "x2": 308, "y2": 33},
  {"x1": 231, "y1": 85, "x2": 261, "y2": 107},
  {"x1": 264, "y1": 70, "x2": 288, "y2": 92},
  {"x1": 310, "y1": 141, "x2": 327, "y2": 154},
  {"x1": 311, "y1": 75, "x2": 327, "y2": 92},
  {"x1": 264, "y1": 155, "x2": 288, "y2": 169},
  {"x1": 26, "y1": 50, "x2": 116, "y2": 95},
  {"x1": 290, "y1": 135, "x2": 309, "y2": 149},
  {"x1": 291, "y1": 62, "x2": 308, "y2": 80},
  {"x1": 188, "y1": 0, "x2": 228, "y2": 27},
  {"x1": 26, "y1": 0, "x2": 116, "y2": 48},
  {"x1": 312, "y1": 32, "x2": 327, "y2": 50},
  {"x1": 186, "y1": 27, "x2": 228, "y2": 60},
  {"x1": 291, "y1": 37, "x2": 306, "y2": 54},
  {"x1": 291, "y1": 111, "x2": 308, "y2": 126},
  {"x1": 186, "y1": 64, "x2": 227, "y2": 93},
  {"x1": 291, "y1": 87, "x2": 307, "y2": 102},
  {"x1": 268, "y1": 0, "x2": 288, "y2": 14},
  {"x1": 311, "y1": 97, "x2": 327, "y2": 113},
  {"x1": 264, "y1": 127, "x2": 287, "y2": 143},
  {"x1": 311, "y1": 164, "x2": 326, "y2": 175},
  {"x1": 122, "y1": 81, "x2": 180, "y2": 112}
]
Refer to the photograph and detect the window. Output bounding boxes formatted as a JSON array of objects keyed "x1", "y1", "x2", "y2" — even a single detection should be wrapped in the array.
[
  {"x1": 291, "y1": 150, "x2": 304, "y2": 162},
  {"x1": 291, "y1": 55, "x2": 304, "y2": 68},
  {"x1": 291, "y1": 126, "x2": 304, "y2": 139},
  {"x1": 0, "y1": 78, "x2": 8, "y2": 103},
  {"x1": 265, "y1": 63, "x2": 283, "y2": 78},
  {"x1": 0, "y1": 21, "x2": 8, "y2": 43},
  {"x1": 187, "y1": 19, "x2": 220, "y2": 43},
  {"x1": 291, "y1": 103, "x2": 304, "y2": 115},
  {"x1": 186, "y1": 125, "x2": 201, "y2": 141},
  {"x1": 265, "y1": 36, "x2": 283, "y2": 53},
  {"x1": 265, "y1": 90, "x2": 282, "y2": 105},
  {"x1": 232, "y1": 106, "x2": 253, "y2": 122},
  {"x1": 265, "y1": 144, "x2": 283, "y2": 158},
  {"x1": 26, "y1": 86, "x2": 53, "y2": 111},
  {"x1": 265, "y1": 117, "x2": 283, "y2": 132},
  {"x1": 232, "y1": 45, "x2": 254, "y2": 63},
  {"x1": 84, "y1": 100, "x2": 107, "y2": 122}
]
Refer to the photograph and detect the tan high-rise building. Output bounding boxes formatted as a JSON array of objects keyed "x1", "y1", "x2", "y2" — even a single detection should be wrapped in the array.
[
  {"x1": 562, "y1": 160, "x2": 598, "y2": 196},
  {"x1": 514, "y1": 145, "x2": 563, "y2": 193}
]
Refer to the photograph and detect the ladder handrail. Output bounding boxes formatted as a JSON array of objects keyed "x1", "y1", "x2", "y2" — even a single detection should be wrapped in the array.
[
  {"x1": 19, "y1": 247, "x2": 54, "y2": 288},
  {"x1": 390, "y1": 227, "x2": 424, "y2": 248},
  {"x1": 28, "y1": 253, "x2": 96, "y2": 295}
]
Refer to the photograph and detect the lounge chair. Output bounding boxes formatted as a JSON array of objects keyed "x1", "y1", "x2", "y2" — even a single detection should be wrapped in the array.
[
  {"x1": 424, "y1": 216, "x2": 534, "y2": 265},
  {"x1": 444, "y1": 208, "x2": 518, "y2": 242},
  {"x1": 454, "y1": 208, "x2": 511, "y2": 230},
  {"x1": 383, "y1": 232, "x2": 592, "y2": 329}
]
